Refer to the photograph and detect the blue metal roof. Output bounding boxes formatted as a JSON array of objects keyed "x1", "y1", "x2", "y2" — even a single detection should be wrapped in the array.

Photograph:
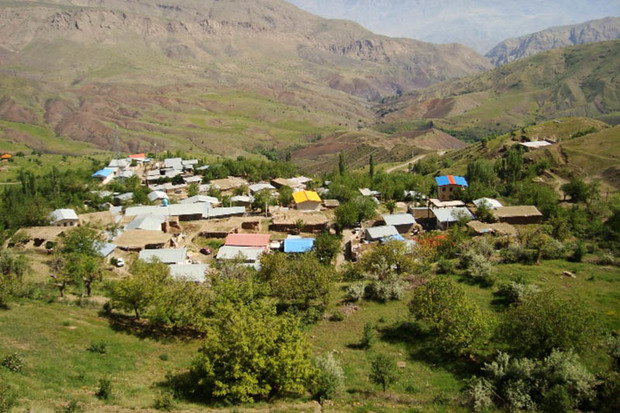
[
  {"x1": 435, "y1": 175, "x2": 468, "y2": 187},
  {"x1": 92, "y1": 168, "x2": 115, "y2": 178},
  {"x1": 283, "y1": 238, "x2": 315, "y2": 253}
]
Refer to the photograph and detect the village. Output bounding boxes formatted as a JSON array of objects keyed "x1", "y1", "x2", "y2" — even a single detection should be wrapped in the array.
[{"x1": 11, "y1": 152, "x2": 544, "y2": 282}]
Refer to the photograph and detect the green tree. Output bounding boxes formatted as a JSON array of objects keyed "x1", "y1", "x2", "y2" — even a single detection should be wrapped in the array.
[
  {"x1": 278, "y1": 185, "x2": 293, "y2": 206},
  {"x1": 466, "y1": 159, "x2": 496, "y2": 186},
  {"x1": 62, "y1": 253, "x2": 103, "y2": 297},
  {"x1": 409, "y1": 276, "x2": 491, "y2": 356},
  {"x1": 369, "y1": 154, "x2": 375, "y2": 179},
  {"x1": 561, "y1": 178, "x2": 589, "y2": 203},
  {"x1": 334, "y1": 196, "x2": 376, "y2": 231},
  {"x1": 189, "y1": 301, "x2": 314, "y2": 403},
  {"x1": 385, "y1": 199, "x2": 396, "y2": 214},
  {"x1": 369, "y1": 354, "x2": 398, "y2": 391},
  {"x1": 311, "y1": 352, "x2": 345, "y2": 401},
  {"x1": 360, "y1": 322, "x2": 375, "y2": 349},
  {"x1": 499, "y1": 290, "x2": 597, "y2": 358},
  {"x1": 187, "y1": 182, "x2": 200, "y2": 197},
  {"x1": 313, "y1": 232, "x2": 341, "y2": 266},
  {"x1": 252, "y1": 189, "x2": 272, "y2": 214},
  {"x1": 0, "y1": 249, "x2": 30, "y2": 307},
  {"x1": 338, "y1": 150, "x2": 346, "y2": 176},
  {"x1": 60, "y1": 226, "x2": 103, "y2": 257}
]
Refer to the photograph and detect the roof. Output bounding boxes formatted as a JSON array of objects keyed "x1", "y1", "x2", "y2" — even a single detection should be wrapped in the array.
[
  {"x1": 467, "y1": 220, "x2": 518, "y2": 237},
  {"x1": 125, "y1": 205, "x2": 168, "y2": 217},
  {"x1": 366, "y1": 225, "x2": 399, "y2": 241},
  {"x1": 138, "y1": 248, "x2": 187, "y2": 264},
  {"x1": 169, "y1": 264, "x2": 209, "y2": 283},
  {"x1": 148, "y1": 191, "x2": 168, "y2": 202},
  {"x1": 216, "y1": 246, "x2": 264, "y2": 262},
  {"x1": 382, "y1": 213, "x2": 416, "y2": 226},
  {"x1": 225, "y1": 233, "x2": 270, "y2": 248},
  {"x1": 493, "y1": 206, "x2": 543, "y2": 218},
  {"x1": 128, "y1": 153, "x2": 146, "y2": 159},
  {"x1": 112, "y1": 230, "x2": 172, "y2": 249},
  {"x1": 430, "y1": 198, "x2": 466, "y2": 208},
  {"x1": 1, "y1": 153, "x2": 12, "y2": 159},
  {"x1": 108, "y1": 159, "x2": 130, "y2": 168},
  {"x1": 116, "y1": 171, "x2": 135, "y2": 179},
  {"x1": 473, "y1": 198, "x2": 503, "y2": 209},
  {"x1": 50, "y1": 208, "x2": 79, "y2": 222},
  {"x1": 359, "y1": 188, "x2": 381, "y2": 197},
  {"x1": 435, "y1": 175, "x2": 468, "y2": 187},
  {"x1": 249, "y1": 183, "x2": 276, "y2": 193},
  {"x1": 97, "y1": 242, "x2": 116, "y2": 258},
  {"x1": 184, "y1": 176, "x2": 203, "y2": 184},
  {"x1": 167, "y1": 203, "x2": 210, "y2": 218},
  {"x1": 92, "y1": 168, "x2": 115, "y2": 178},
  {"x1": 164, "y1": 158, "x2": 183, "y2": 170},
  {"x1": 126, "y1": 215, "x2": 166, "y2": 231},
  {"x1": 431, "y1": 207, "x2": 474, "y2": 223},
  {"x1": 205, "y1": 207, "x2": 246, "y2": 218},
  {"x1": 180, "y1": 195, "x2": 219, "y2": 205},
  {"x1": 210, "y1": 176, "x2": 248, "y2": 190},
  {"x1": 182, "y1": 159, "x2": 199, "y2": 166},
  {"x1": 114, "y1": 192, "x2": 134, "y2": 202},
  {"x1": 283, "y1": 238, "x2": 315, "y2": 253},
  {"x1": 292, "y1": 190, "x2": 321, "y2": 204},
  {"x1": 520, "y1": 141, "x2": 552, "y2": 149},
  {"x1": 381, "y1": 234, "x2": 406, "y2": 243}
]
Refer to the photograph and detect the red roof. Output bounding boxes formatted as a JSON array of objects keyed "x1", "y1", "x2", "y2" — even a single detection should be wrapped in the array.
[
  {"x1": 225, "y1": 233, "x2": 271, "y2": 248},
  {"x1": 129, "y1": 153, "x2": 146, "y2": 159}
]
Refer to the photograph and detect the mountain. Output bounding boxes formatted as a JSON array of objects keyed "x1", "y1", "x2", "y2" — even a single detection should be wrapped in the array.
[
  {"x1": 377, "y1": 41, "x2": 620, "y2": 141},
  {"x1": 0, "y1": 0, "x2": 490, "y2": 155},
  {"x1": 287, "y1": 0, "x2": 620, "y2": 53},
  {"x1": 487, "y1": 17, "x2": 620, "y2": 66}
]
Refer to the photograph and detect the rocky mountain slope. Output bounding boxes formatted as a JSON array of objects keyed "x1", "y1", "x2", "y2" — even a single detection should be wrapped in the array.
[
  {"x1": 0, "y1": 0, "x2": 490, "y2": 154},
  {"x1": 487, "y1": 17, "x2": 620, "y2": 66}
]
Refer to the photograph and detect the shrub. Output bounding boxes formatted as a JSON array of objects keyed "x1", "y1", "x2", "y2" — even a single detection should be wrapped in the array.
[
  {"x1": 57, "y1": 400, "x2": 83, "y2": 413},
  {"x1": 344, "y1": 282, "x2": 366, "y2": 302},
  {"x1": 1, "y1": 353, "x2": 23, "y2": 373},
  {"x1": 436, "y1": 258, "x2": 456, "y2": 274},
  {"x1": 87, "y1": 340, "x2": 108, "y2": 354},
  {"x1": 366, "y1": 280, "x2": 405, "y2": 301},
  {"x1": 153, "y1": 391, "x2": 175, "y2": 411},
  {"x1": 495, "y1": 281, "x2": 540, "y2": 305},
  {"x1": 540, "y1": 238, "x2": 566, "y2": 260},
  {"x1": 0, "y1": 383, "x2": 17, "y2": 413},
  {"x1": 360, "y1": 322, "x2": 375, "y2": 349},
  {"x1": 159, "y1": 353, "x2": 169, "y2": 361},
  {"x1": 312, "y1": 352, "x2": 345, "y2": 401},
  {"x1": 570, "y1": 241, "x2": 586, "y2": 262},
  {"x1": 500, "y1": 242, "x2": 536, "y2": 264},
  {"x1": 463, "y1": 377, "x2": 494, "y2": 412},
  {"x1": 466, "y1": 253, "x2": 496, "y2": 286},
  {"x1": 95, "y1": 378, "x2": 112, "y2": 400},
  {"x1": 329, "y1": 310, "x2": 345, "y2": 322},
  {"x1": 369, "y1": 354, "x2": 398, "y2": 391}
]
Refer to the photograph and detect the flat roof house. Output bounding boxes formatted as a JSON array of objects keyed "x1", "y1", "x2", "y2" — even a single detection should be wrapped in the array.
[
  {"x1": 435, "y1": 175, "x2": 468, "y2": 201},
  {"x1": 381, "y1": 213, "x2": 416, "y2": 234},
  {"x1": 225, "y1": 233, "x2": 270, "y2": 249},
  {"x1": 366, "y1": 225, "x2": 400, "y2": 242},
  {"x1": 492, "y1": 206, "x2": 543, "y2": 225},
  {"x1": 50, "y1": 209, "x2": 79, "y2": 227},
  {"x1": 91, "y1": 168, "x2": 116, "y2": 185},
  {"x1": 169, "y1": 264, "x2": 209, "y2": 283},
  {"x1": 138, "y1": 248, "x2": 187, "y2": 265},
  {"x1": 431, "y1": 207, "x2": 473, "y2": 230}
]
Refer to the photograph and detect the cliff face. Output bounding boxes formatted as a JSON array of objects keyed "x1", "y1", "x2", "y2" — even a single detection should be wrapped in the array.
[{"x1": 486, "y1": 17, "x2": 620, "y2": 67}]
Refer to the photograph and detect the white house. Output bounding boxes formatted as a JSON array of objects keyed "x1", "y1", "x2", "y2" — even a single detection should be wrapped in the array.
[{"x1": 49, "y1": 209, "x2": 79, "y2": 227}]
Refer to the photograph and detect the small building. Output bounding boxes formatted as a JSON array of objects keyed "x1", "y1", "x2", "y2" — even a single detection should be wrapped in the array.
[
  {"x1": 249, "y1": 183, "x2": 276, "y2": 194},
  {"x1": 365, "y1": 225, "x2": 400, "y2": 242},
  {"x1": 96, "y1": 242, "x2": 117, "y2": 259},
  {"x1": 108, "y1": 159, "x2": 130, "y2": 171},
  {"x1": 148, "y1": 190, "x2": 168, "y2": 203},
  {"x1": 113, "y1": 230, "x2": 172, "y2": 251},
  {"x1": 125, "y1": 215, "x2": 166, "y2": 232},
  {"x1": 431, "y1": 207, "x2": 473, "y2": 230},
  {"x1": 519, "y1": 141, "x2": 553, "y2": 150},
  {"x1": 138, "y1": 248, "x2": 187, "y2": 265},
  {"x1": 359, "y1": 188, "x2": 381, "y2": 198},
  {"x1": 381, "y1": 213, "x2": 416, "y2": 234},
  {"x1": 114, "y1": 192, "x2": 134, "y2": 205},
  {"x1": 164, "y1": 158, "x2": 184, "y2": 171},
  {"x1": 467, "y1": 220, "x2": 518, "y2": 237},
  {"x1": 293, "y1": 190, "x2": 322, "y2": 211},
  {"x1": 230, "y1": 195, "x2": 254, "y2": 207},
  {"x1": 210, "y1": 176, "x2": 249, "y2": 192},
  {"x1": 283, "y1": 237, "x2": 315, "y2": 253},
  {"x1": 168, "y1": 203, "x2": 210, "y2": 221},
  {"x1": 205, "y1": 206, "x2": 246, "y2": 219},
  {"x1": 216, "y1": 246, "x2": 264, "y2": 263},
  {"x1": 473, "y1": 198, "x2": 503, "y2": 210},
  {"x1": 181, "y1": 195, "x2": 219, "y2": 206},
  {"x1": 270, "y1": 210, "x2": 330, "y2": 233},
  {"x1": 184, "y1": 176, "x2": 203, "y2": 185},
  {"x1": 271, "y1": 178, "x2": 302, "y2": 190},
  {"x1": 492, "y1": 206, "x2": 543, "y2": 225},
  {"x1": 429, "y1": 198, "x2": 466, "y2": 209},
  {"x1": 92, "y1": 168, "x2": 116, "y2": 185},
  {"x1": 225, "y1": 233, "x2": 270, "y2": 249},
  {"x1": 435, "y1": 175, "x2": 468, "y2": 201},
  {"x1": 49, "y1": 209, "x2": 79, "y2": 227},
  {"x1": 322, "y1": 199, "x2": 340, "y2": 209},
  {"x1": 169, "y1": 264, "x2": 209, "y2": 283}
]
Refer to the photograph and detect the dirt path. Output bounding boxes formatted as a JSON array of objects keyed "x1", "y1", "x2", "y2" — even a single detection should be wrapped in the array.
[{"x1": 386, "y1": 152, "x2": 436, "y2": 173}]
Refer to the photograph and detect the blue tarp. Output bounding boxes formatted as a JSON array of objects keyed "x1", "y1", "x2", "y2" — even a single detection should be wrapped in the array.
[
  {"x1": 92, "y1": 168, "x2": 115, "y2": 178},
  {"x1": 435, "y1": 175, "x2": 468, "y2": 187},
  {"x1": 380, "y1": 234, "x2": 405, "y2": 243},
  {"x1": 283, "y1": 238, "x2": 315, "y2": 253}
]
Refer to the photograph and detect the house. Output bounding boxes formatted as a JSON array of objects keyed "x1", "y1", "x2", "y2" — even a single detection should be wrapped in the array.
[
  {"x1": 49, "y1": 209, "x2": 79, "y2": 227},
  {"x1": 293, "y1": 190, "x2": 322, "y2": 211},
  {"x1": 128, "y1": 153, "x2": 146, "y2": 162},
  {"x1": 125, "y1": 215, "x2": 166, "y2": 232},
  {"x1": 249, "y1": 183, "x2": 276, "y2": 194},
  {"x1": 381, "y1": 213, "x2": 417, "y2": 234},
  {"x1": 365, "y1": 225, "x2": 400, "y2": 242},
  {"x1": 138, "y1": 248, "x2": 187, "y2": 265},
  {"x1": 473, "y1": 198, "x2": 503, "y2": 210},
  {"x1": 323, "y1": 199, "x2": 340, "y2": 209},
  {"x1": 167, "y1": 203, "x2": 210, "y2": 221},
  {"x1": 519, "y1": 141, "x2": 552, "y2": 150},
  {"x1": 164, "y1": 158, "x2": 183, "y2": 171},
  {"x1": 148, "y1": 190, "x2": 168, "y2": 203},
  {"x1": 115, "y1": 170, "x2": 135, "y2": 181},
  {"x1": 216, "y1": 246, "x2": 264, "y2": 264},
  {"x1": 467, "y1": 221, "x2": 518, "y2": 237},
  {"x1": 435, "y1": 175, "x2": 468, "y2": 201},
  {"x1": 96, "y1": 243, "x2": 117, "y2": 259},
  {"x1": 359, "y1": 188, "x2": 381, "y2": 198},
  {"x1": 114, "y1": 192, "x2": 134, "y2": 205},
  {"x1": 270, "y1": 210, "x2": 330, "y2": 233},
  {"x1": 210, "y1": 176, "x2": 248, "y2": 192},
  {"x1": 184, "y1": 176, "x2": 203, "y2": 185},
  {"x1": 108, "y1": 159, "x2": 130, "y2": 171},
  {"x1": 283, "y1": 237, "x2": 315, "y2": 253},
  {"x1": 180, "y1": 195, "x2": 219, "y2": 206},
  {"x1": 431, "y1": 207, "x2": 474, "y2": 230},
  {"x1": 225, "y1": 233, "x2": 270, "y2": 249},
  {"x1": 205, "y1": 206, "x2": 246, "y2": 219},
  {"x1": 169, "y1": 264, "x2": 209, "y2": 283},
  {"x1": 230, "y1": 195, "x2": 254, "y2": 207},
  {"x1": 429, "y1": 198, "x2": 466, "y2": 209},
  {"x1": 271, "y1": 178, "x2": 302, "y2": 190},
  {"x1": 91, "y1": 168, "x2": 116, "y2": 185},
  {"x1": 492, "y1": 206, "x2": 543, "y2": 225},
  {"x1": 113, "y1": 230, "x2": 172, "y2": 251}
]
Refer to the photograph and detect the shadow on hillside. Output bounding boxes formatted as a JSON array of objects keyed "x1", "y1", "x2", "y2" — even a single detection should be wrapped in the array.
[
  {"x1": 378, "y1": 321, "x2": 480, "y2": 379},
  {"x1": 102, "y1": 311, "x2": 202, "y2": 342}
]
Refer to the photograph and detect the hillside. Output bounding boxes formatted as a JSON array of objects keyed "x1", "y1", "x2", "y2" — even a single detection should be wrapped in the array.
[
  {"x1": 378, "y1": 41, "x2": 620, "y2": 141},
  {"x1": 0, "y1": 0, "x2": 490, "y2": 155},
  {"x1": 487, "y1": 17, "x2": 620, "y2": 66}
]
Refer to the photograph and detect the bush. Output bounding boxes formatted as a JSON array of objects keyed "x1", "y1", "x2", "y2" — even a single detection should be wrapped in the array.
[
  {"x1": 1, "y1": 353, "x2": 23, "y2": 372},
  {"x1": 159, "y1": 353, "x2": 169, "y2": 361},
  {"x1": 153, "y1": 390, "x2": 175, "y2": 411},
  {"x1": 344, "y1": 282, "x2": 366, "y2": 302},
  {"x1": 495, "y1": 281, "x2": 540, "y2": 305},
  {"x1": 540, "y1": 238, "x2": 566, "y2": 260},
  {"x1": 500, "y1": 242, "x2": 536, "y2": 264},
  {"x1": 570, "y1": 241, "x2": 586, "y2": 262},
  {"x1": 463, "y1": 377, "x2": 494, "y2": 412},
  {"x1": 369, "y1": 354, "x2": 398, "y2": 391},
  {"x1": 366, "y1": 280, "x2": 405, "y2": 302},
  {"x1": 360, "y1": 322, "x2": 375, "y2": 349},
  {"x1": 329, "y1": 310, "x2": 345, "y2": 322},
  {"x1": 436, "y1": 258, "x2": 456, "y2": 274},
  {"x1": 56, "y1": 400, "x2": 83, "y2": 413},
  {"x1": 95, "y1": 378, "x2": 112, "y2": 400},
  {"x1": 312, "y1": 352, "x2": 345, "y2": 401},
  {"x1": 466, "y1": 253, "x2": 496, "y2": 286},
  {"x1": 87, "y1": 340, "x2": 108, "y2": 354},
  {"x1": 0, "y1": 383, "x2": 17, "y2": 413}
]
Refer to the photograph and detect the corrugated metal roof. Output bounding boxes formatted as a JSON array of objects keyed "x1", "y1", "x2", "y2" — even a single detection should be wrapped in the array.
[
  {"x1": 206, "y1": 207, "x2": 245, "y2": 218},
  {"x1": 148, "y1": 191, "x2": 168, "y2": 202},
  {"x1": 283, "y1": 238, "x2": 315, "y2": 253},
  {"x1": 249, "y1": 183, "x2": 276, "y2": 193},
  {"x1": 473, "y1": 198, "x2": 503, "y2": 209},
  {"x1": 169, "y1": 264, "x2": 208, "y2": 282},
  {"x1": 125, "y1": 205, "x2": 168, "y2": 216},
  {"x1": 138, "y1": 248, "x2": 187, "y2": 264},
  {"x1": 366, "y1": 225, "x2": 399, "y2": 241},
  {"x1": 382, "y1": 213, "x2": 416, "y2": 226},
  {"x1": 180, "y1": 195, "x2": 219, "y2": 205},
  {"x1": 97, "y1": 242, "x2": 116, "y2": 258},
  {"x1": 126, "y1": 215, "x2": 166, "y2": 231},
  {"x1": 168, "y1": 203, "x2": 210, "y2": 217},
  {"x1": 431, "y1": 207, "x2": 473, "y2": 223},
  {"x1": 164, "y1": 158, "x2": 183, "y2": 170},
  {"x1": 225, "y1": 233, "x2": 270, "y2": 247},
  {"x1": 50, "y1": 208, "x2": 79, "y2": 222},
  {"x1": 435, "y1": 175, "x2": 468, "y2": 187},
  {"x1": 92, "y1": 168, "x2": 115, "y2": 178},
  {"x1": 216, "y1": 246, "x2": 264, "y2": 262},
  {"x1": 293, "y1": 190, "x2": 321, "y2": 204}
]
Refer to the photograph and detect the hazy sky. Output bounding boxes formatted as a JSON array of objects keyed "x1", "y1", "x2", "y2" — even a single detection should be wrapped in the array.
[{"x1": 287, "y1": 0, "x2": 620, "y2": 53}]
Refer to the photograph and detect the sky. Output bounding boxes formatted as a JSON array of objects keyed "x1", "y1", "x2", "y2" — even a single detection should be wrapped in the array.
[{"x1": 287, "y1": 0, "x2": 620, "y2": 53}]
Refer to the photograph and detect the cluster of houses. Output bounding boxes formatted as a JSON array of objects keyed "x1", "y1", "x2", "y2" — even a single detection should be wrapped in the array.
[{"x1": 27, "y1": 157, "x2": 545, "y2": 282}]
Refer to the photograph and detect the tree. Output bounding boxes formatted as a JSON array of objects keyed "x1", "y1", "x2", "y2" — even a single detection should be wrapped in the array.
[
  {"x1": 385, "y1": 199, "x2": 396, "y2": 214},
  {"x1": 466, "y1": 159, "x2": 496, "y2": 186},
  {"x1": 313, "y1": 232, "x2": 341, "y2": 266},
  {"x1": 334, "y1": 196, "x2": 377, "y2": 231},
  {"x1": 278, "y1": 185, "x2": 293, "y2": 206},
  {"x1": 360, "y1": 322, "x2": 375, "y2": 348},
  {"x1": 561, "y1": 178, "x2": 589, "y2": 203},
  {"x1": 409, "y1": 276, "x2": 491, "y2": 356},
  {"x1": 62, "y1": 253, "x2": 103, "y2": 297},
  {"x1": 499, "y1": 290, "x2": 597, "y2": 358},
  {"x1": 252, "y1": 189, "x2": 272, "y2": 213},
  {"x1": 189, "y1": 301, "x2": 314, "y2": 403},
  {"x1": 312, "y1": 352, "x2": 345, "y2": 400},
  {"x1": 338, "y1": 150, "x2": 346, "y2": 176},
  {"x1": 0, "y1": 249, "x2": 30, "y2": 307},
  {"x1": 369, "y1": 354, "x2": 398, "y2": 391},
  {"x1": 187, "y1": 182, "x2": 200, "y2": 197},
  {"x1": 369, "y1": 154, "x2": 375, "y2": 179},
  {"x1": 57, "y1": 226, "x2": 105, "y2": 297},
  {"x1": 60, "y1": 226, "x2": 102, "y2": 257}
]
